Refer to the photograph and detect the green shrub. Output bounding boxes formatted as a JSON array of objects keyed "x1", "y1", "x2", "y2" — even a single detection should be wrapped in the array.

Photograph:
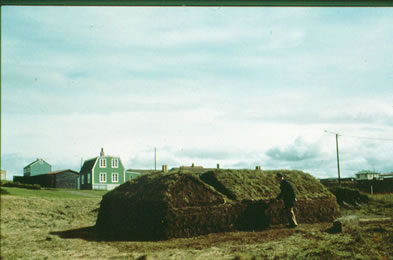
[{"x1": 1, "y1": 181, "x2": 41, "y2": 190}]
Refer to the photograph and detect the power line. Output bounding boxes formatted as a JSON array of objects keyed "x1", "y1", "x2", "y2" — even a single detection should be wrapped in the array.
[
  {"x1": 324, "y1": 130, "x2": 393, "y2": 182},
  {"x1": 324, "y1": 130, "x2": 393, "y2": 142},
  {"x1": 338, "y1": 134, "x2": 393, "y2": 142}
]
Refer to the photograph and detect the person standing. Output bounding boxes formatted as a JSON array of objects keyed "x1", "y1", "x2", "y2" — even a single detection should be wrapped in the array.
[{"x1": 274, "y1": 172, "x2": 298, "y2": 228}]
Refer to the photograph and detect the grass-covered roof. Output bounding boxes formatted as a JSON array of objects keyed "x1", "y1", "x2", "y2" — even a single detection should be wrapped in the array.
[
  {"x1": 104, "y1": 171, "x2": 226, "y2": 207},
  {"x1": 200, "y1": 169, "x2": 333, "y2": 201},
  {"x1": 109, "y1": 168, "x2": 333, "y2": 202}
]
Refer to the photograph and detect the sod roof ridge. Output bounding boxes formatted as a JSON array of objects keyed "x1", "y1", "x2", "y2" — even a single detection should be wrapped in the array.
[
  {"x1": 106, "y1": 169, "x2": 333, "y2": 203},
  {"x1": 199, "y1": 169, "x2": 334, "y2": 201}
]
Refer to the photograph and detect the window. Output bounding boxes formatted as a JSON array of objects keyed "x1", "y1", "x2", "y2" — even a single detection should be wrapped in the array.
[
  {"x1": 99, "y1": 158, "x2": 107, "y2": 168},
  {"x1": 111, "y1": 172, "x2": 119, "y2": 183},
  {"x1": 87, "y1": 173, "x2": 91, "y2": 184},
  {"x1": 99, "y1": 172, "x2": 107, "y2": 183},
  {"x1": 81, "y1": 174, "x2": 85, "y2": 184},
  {"x1": 111, "y1": 159, "x2": 119, "y2": 168}
]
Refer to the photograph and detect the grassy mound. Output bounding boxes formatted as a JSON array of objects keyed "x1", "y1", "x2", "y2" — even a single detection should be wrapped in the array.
[
  {"x1": 201, "y1": 170, "x2": 340, "y2": 225},
  {"x1": 96, "y1": 169, "x2": 340, "y2": 240},
  {"x1": 328, "y1": 186, "x2": 369, "y2": 206},
  {"x1": 200, "y1": 169, "x2": 333, "y2": 201}
]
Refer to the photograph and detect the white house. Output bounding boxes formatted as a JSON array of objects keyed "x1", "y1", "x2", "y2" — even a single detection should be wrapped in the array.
[{"x1": 355, "y1": 171, "x2": 381, "y2": 180}]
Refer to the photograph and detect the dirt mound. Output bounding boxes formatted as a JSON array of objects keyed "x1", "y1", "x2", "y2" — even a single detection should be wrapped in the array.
[
  {"x1": 96, "y1": 170, "x2": 340, "y2": 240},
  {"x1": 328, "y1": 186, "x2": 369, "y2": 207}
]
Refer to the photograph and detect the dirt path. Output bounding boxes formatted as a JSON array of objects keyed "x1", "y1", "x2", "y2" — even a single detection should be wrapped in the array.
[{"x1": 100, "y1": 222, "x2": 393, "y2": 259}]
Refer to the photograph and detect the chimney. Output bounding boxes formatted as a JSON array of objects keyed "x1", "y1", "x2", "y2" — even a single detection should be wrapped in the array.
[{"x1": 100, "y1": 148, "x2": 104, "y2": 157}]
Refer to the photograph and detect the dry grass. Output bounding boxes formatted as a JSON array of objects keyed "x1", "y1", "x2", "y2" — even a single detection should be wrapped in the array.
[
  {"x1": 1, "y1": 188, "x2": 392, "y2": 259},
  {"x1": 0, "y1": 195, "x2": 102, "y2": 259},
  {"x1": 340, "y1": 193, "x2": 393, "y2": 219}
]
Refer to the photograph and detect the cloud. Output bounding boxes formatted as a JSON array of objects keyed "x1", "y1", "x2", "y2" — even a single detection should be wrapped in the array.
[
  {"x1": 266, "y1": 137, "x2": 322, "y2": 162},
  {"x1": 1, "y1": 153, "x2": 36, "y2": 179},
  {"x1": 124, "y1": 148, "x2": 181, "y2": 170},
  {"x1": 336, "y1": 138, "x2": 393, "y2": 174},
  {"x1": 216, "y1": 92, "x2": 393, "y2": 128},
  {"x1": 174, "y1": 147, "x2": 239, "y2": 160},
  {"x1": 2, "y1": 7, "x2": 393, "y2": 181}
]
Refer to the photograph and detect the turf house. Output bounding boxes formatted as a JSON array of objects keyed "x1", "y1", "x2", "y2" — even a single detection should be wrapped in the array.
[{"x1": 96, "y1": 169, "x2": 340, "y2": 240}]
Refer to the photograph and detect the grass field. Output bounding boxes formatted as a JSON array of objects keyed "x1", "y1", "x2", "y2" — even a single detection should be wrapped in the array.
[
  {"x1": 1, "y1": 186, "x2": 107, "y2": 198},
  {"x1": 1, "y1": 186, "x2": 392, "y2": 259}
]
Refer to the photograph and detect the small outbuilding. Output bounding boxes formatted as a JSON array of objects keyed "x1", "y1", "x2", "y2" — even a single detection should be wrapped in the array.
[
  {"x1": 14, "y1": 169, "x2": 79, "y2": 189},
  {"x1": 355, "y1": 170, "x2": 382, "y2": 180}
]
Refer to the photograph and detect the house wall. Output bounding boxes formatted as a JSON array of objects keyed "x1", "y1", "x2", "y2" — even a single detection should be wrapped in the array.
[
  {"x1": 92, "y1": 156, "x2": 125, "y2": 190},
  {"x1": 55, "y1": 172, "x2": 79, "y2": 189},
  {"x1": 24, "y1": 160, "x2": 52, "y2": 177},
  {"x1": 13, "y1": 176, "x2": 37, "y2": 185},
  {"x1": 356, "y1": 173, "x2": 381, "y2": 180},
  {"x1": 356, "y1": 179, "x2": 393, "y2": 193},
  {"x1": 14, "y1": 171, "x2": 79, "y2": 189},
  {"x1": 20, "y1": 175, "x2": 54, "y2": 186},
  {"x1": 79, "y1": 172, "x2": 93, "y2": 190},
  {"x1": 126, "y1": 171, "x2": 142, "y2": 181},
  {"x1": 79, "y1": 158, "x2": 96, "y2": 190}
]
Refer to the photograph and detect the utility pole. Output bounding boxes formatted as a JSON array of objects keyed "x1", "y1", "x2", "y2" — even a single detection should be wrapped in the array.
[
  {"x1": 325, "y1": 130, "x2": 341, "y2": 185},
  {"x1": 335, "y1": 133, "x2": 341, "y2": 185}
]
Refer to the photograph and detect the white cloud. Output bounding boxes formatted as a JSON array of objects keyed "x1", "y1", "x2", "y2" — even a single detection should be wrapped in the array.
[
  {"x1": 2, "y1": 7, "x2": 393, "y2": 179},
  {"x1": 266, "y1": 137, "x2": 322, "y2": 162}
]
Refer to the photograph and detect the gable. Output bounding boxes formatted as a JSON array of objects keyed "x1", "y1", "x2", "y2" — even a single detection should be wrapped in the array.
[
  {"x1": 80, "y1": 158, "x2": 98, "y2": 174},
  {"x1": 24, "y1": 158, "x2": 51, "y2": 169},
  {"x1": 93, "y1": 156, "x2": 124, "y2": 170}
]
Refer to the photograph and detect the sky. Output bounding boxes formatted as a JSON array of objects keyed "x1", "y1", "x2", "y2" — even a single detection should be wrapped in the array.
[{"x1": 1, "y1": 6, "x2": 393, "y2": 180}]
